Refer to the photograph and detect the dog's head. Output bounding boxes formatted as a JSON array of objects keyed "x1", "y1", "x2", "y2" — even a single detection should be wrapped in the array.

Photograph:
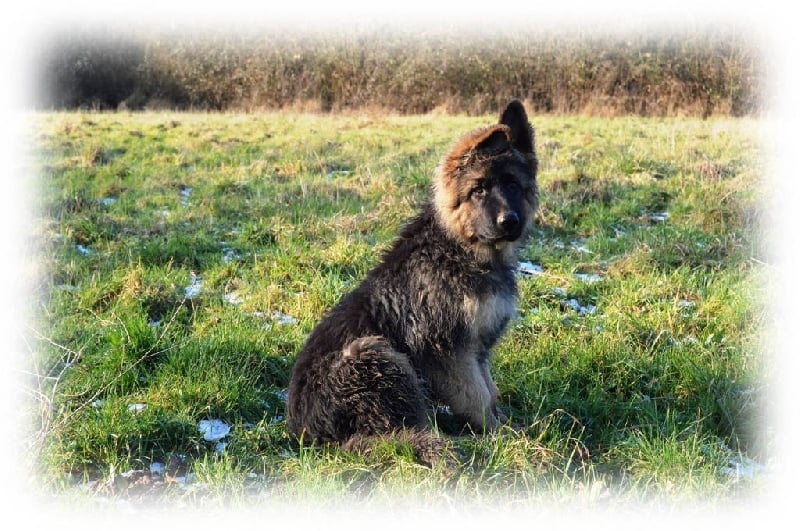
[{"x1": 433, "y1": 99, "x2": 539, "y2": 261}]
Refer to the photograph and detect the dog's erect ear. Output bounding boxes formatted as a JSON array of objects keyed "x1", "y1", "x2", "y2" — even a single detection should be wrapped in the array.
[
  {"x1": 472, "y1": 126, "x2": 511, "y2": 156},
  {"x1": 499, "y1": 99, "x2": 534, "y2": 155}
]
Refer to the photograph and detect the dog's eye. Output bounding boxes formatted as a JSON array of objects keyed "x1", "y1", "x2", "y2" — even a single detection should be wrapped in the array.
[{"x1": 471, "y1": 185, "x2": 487, "y2": 199}]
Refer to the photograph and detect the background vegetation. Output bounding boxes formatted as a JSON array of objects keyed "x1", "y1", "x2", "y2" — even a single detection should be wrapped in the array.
[{"x1": 34, "y1": 27, "x2": 762, "y2": 117}]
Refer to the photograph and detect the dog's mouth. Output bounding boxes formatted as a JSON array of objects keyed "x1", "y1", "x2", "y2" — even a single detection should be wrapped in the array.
[
  {"x1": 501, "y1": 226, "x2": 524, "y2": 242},
  {"x1": 476, "y1": 227, "x2": 524, "y2": 245}
]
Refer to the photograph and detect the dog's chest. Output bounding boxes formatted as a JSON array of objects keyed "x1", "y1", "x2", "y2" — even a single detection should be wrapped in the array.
[{"x1": 463, "y1": 290, "x2": 517, "y2": 346}]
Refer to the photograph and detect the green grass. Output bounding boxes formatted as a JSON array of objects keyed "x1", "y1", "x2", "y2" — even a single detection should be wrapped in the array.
[{"x1": 25, "y1": 110, "x2": 768, "y2": 511}]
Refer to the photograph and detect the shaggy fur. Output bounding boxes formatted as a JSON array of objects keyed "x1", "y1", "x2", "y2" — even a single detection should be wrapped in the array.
[{"x1": 286, "y1": 100, "x2": 538, "y2": 463}]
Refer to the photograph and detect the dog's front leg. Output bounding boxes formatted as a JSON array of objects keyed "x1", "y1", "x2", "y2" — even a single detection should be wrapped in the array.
[
  {"x1": 432, "y1": 355, "x2": 498, "y2": 432},
  {"x1": 478, "y1": 354, "x2": 508, "y2": 424}
]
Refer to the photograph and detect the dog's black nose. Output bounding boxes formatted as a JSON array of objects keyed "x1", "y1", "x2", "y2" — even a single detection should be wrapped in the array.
[{"x1": 498, "y1": 212, "x2": 520, "y2": 232}]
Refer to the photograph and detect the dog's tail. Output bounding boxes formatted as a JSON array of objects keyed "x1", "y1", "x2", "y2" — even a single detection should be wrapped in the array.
[{"x1": 342, "y1": 428, "x2": 457, "y2": 473}]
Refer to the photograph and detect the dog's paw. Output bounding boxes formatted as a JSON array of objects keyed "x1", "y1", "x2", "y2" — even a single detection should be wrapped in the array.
[{"x1": 495, "y1": 407, "x2": 509, "y2": 425}]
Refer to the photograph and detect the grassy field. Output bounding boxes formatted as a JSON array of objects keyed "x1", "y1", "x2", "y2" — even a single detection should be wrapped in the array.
[{"x1": 24, "y1": 110, "x2": 769, "y2": 515}]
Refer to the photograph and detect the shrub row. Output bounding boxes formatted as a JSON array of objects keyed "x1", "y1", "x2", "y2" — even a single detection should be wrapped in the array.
[{"x1": 34, "y1": 27, "x2": 762, "y2": 116}]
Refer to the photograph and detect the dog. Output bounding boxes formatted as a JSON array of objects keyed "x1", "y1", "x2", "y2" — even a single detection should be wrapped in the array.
[{"x1": 286, "y1": 100, "x2": 538, "y2": 463}]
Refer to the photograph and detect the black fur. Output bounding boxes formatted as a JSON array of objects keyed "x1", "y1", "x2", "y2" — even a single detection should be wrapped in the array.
[{"x1": 286, "y1": 100, "x2": 538, "y2": 463}]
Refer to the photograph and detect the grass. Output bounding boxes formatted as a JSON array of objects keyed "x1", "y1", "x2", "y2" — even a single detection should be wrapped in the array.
[{"x1": 24, "y1": 110, "x2": 768, "y2": 514}]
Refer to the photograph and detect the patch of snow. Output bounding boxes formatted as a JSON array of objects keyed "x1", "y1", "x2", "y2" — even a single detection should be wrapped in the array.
[
  {"x1": 273, "y1": 389, "x2": 288, "y2": 402},
  {"x1": 99, "y1": 197, "x2": 117, "y2": 207},
  {"x1": 724, "y1": 454, "x2": 765, "y2": 481},
  {"x1": 564, "y1": 298, "x2": 596, "y2": 316},
  {"x1": 56, "y1": 284, "x2": 79, "y2": 293},
  {"x1": 264, "y1": 311, "x2": 298, "y2": 329},
  {"x1": 673, "y1": 335, "x2": 700, "y2": 347},
  {"x1": 647, "y1": 212, "x2": 670, "y2": 223},
  {"x1": 150, "y1": 462, "x2": 165, "y2": 475},
  {"x1": 677, "y1": 299, "x2": 696, "y2": 309},
  {"x1": 552, "y1": 287, "x2": 568, "y2": 298},
  {"x1": 326, "y1": 170, "x2": 351, "y2": 179},
  {"x1": 179, "y1": 186, "x2": 192, "y2": 205},
  {"x1": 76, "y1": 244, "x2": 91, "y2": 256},
  {"x1": 222, "y1": 247, "x2": 241, "y2": 264},
  {"x1": 223, "y1": 291, "x2": 243, "y2": 305},
  {"x1": 517, "y1": 261, "x2": 544, "y2": 277},
  {"x1": 574, "y1": 273, "x2": 603, "y2": 284},
  {"x1": 215, "y1": 442, "x2": 227, "y2": 454},
  {"x1": 128, "y1": 403, "x2": 147, "y2": 413},
  {"x1": 184, "y1": 273, "x2": 202, "y2": 299},
  {"x1": 571, "y1": 241, "x2": 593, "y2": 254},
  {"x1": 198, "y1": 419, "x2": 230, "y2": 442}
]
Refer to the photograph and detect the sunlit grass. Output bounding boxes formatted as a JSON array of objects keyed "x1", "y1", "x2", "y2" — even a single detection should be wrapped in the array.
[{"x1": 25, "y1": 111, "x2": 768, "y2": 511}]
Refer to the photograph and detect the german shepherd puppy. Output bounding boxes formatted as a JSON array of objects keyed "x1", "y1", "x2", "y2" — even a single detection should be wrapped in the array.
[{"x1": 286, "y1": 100, "x2": 538, "y2": 462}]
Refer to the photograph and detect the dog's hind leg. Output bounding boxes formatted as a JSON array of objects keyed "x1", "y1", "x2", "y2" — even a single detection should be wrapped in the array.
[
  {"x1": 331, "y1": 337, "x2": 456, "y2": 467},
  {"x1": 331, "y1": 336, "x2": 429, "y2": 436}
]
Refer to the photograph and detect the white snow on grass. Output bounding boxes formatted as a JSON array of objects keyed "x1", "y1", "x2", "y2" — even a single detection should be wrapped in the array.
[
  {"x1": 184, "y1": 273, "x2": 202, "y2": 299},
  {"x1": 517, "y1": 261, "x2": 544, "y2": 277},
  {"x1": 76, "y1": 244, "x2": 91, "y2": 256},
  {"x1": 326, "y1": 170, "x2": 352, "y2": 178},
  {"x1": 564, "y1": 298, "x2": 597, "y2": 316},
  {"x1": 723, "y1": 456, "x2": 762, "y2": 480},
  {"x1": 179, "y1": 186, "x2": 192, "y2": 205},
  {"x1": 198, "y1": 419, "x2": 230, "y2": 442},
  {"x1": 570, "y1": 241, "x2": 593, "y2": 254},
  {"x1": 222, "y1": 249, "x2": 240, "y2": 264},
  {"x1": 552, "y1": 287, "x2": 568, "y2": 297},
  {"x1": 223, "y1": 291, "x2": 243, "y2": 305},
  {"x1": 574, "y1": 273, "x2": 603, "y2": 284},
  {"x1": 273, "y1": 389, "x2": 288, "y2": 402},
  {"x1": 56, "y1": 284, "x2": 79, "y2": 293},
  {"x1": 264, "y1": 311, "x2": 298, "y2": 329},
  {"x1": 647, "y1": 212, "x2": 670, "y2": 223},
  {"x1": 128, "y1": 403, "x2": 147, "y2": 413}
]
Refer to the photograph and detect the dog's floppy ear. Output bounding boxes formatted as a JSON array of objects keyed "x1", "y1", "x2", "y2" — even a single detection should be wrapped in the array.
[{"x1": 499, "y1": 99, "x2": 534, "y2": 155}]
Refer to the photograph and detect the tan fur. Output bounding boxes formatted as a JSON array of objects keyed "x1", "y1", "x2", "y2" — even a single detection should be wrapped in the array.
[
  {"x1": 464, "y1": 292, "x2": 517, "y2": 339},
  {"x1": 433, "y1": 123, "x2": 536, "y2": 266}
]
